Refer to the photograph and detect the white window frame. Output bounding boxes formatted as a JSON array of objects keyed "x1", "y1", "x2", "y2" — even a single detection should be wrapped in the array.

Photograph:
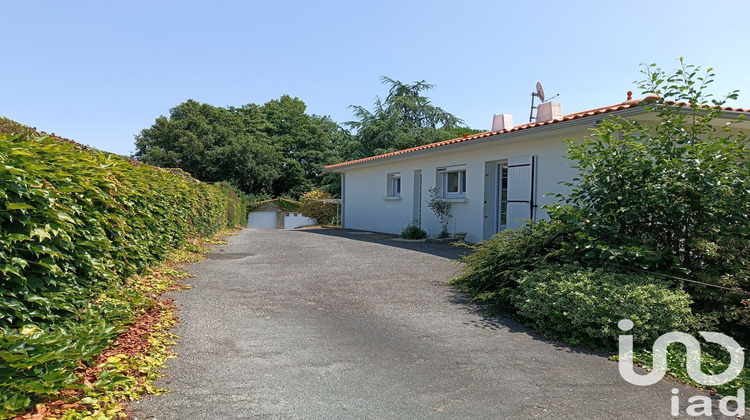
[
  {"x1": 386, "y1": 172, "x2": 401, "y2": 198},
  {"x1": 437, "y1": 166, "x2": 466, "y2": 199}
]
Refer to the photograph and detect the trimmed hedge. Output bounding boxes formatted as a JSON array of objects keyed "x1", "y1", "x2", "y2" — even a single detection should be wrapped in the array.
[
  {"x1": 0, "y1": 133, "x2": 245, "y2": 415},
  {"x1": 514, "y1": 264, "x2": 696, "y2": 348}
]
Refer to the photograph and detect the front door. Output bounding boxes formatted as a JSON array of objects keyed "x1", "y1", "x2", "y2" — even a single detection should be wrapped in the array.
[
  {"x1": 484, "y1": 155, "x2": 536, "y2": 238},
  {"x1": 413, "y1": 170, "x2": 422, "y2": 227}
]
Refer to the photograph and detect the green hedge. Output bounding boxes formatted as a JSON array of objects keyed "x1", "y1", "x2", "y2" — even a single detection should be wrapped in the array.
[
  {"x1": 0, "y1": 133, "x2": 245, "y2": 415},
  {"x1": 514, "y1": 264, "x2": 696, "y2": 348}
]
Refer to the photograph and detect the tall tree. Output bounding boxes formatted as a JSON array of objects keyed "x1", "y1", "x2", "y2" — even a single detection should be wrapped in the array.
[
  {"x1": 134, "y1": 100, "x2": 282, "y2": 194},
  {"x1": 346, "y1": 77, "x2": 474, "y2": 159},
  {"x1": 134, "y1": 97, "x2": 351, "y2": 198},
  {"x1": 258, "y1": 95, "x2": 347, "y2": 197}
]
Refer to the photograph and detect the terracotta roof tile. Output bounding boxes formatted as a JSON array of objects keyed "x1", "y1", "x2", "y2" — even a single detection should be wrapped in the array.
[{"x1": 324, "y1": 96, "x2": 750, "y2": 170}]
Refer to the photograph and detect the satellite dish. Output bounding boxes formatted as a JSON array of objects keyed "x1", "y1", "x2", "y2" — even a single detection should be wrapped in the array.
[{"x1": 536, "y1": 82, "x2": 545, "y2": 102}]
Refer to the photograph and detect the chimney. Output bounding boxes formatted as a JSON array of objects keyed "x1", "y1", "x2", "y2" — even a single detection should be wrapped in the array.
[
  {"x1": 535, "y1": 102, "x2": 562, "y2": 122},
  {"x1": 491, "y1": 114, "x2": 514, "y2": 131}
]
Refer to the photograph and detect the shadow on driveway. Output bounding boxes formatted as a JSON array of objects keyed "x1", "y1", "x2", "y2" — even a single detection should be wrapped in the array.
[
  {"x1": 293, "y1": 226, "x2": 472, "y2": 260},
  {"x1": 296, "y1": 226, "x2": 604, "y2": 359}
]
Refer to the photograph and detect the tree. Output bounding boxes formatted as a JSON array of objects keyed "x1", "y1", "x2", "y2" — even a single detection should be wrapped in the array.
[
  {"x1": 134, "y1": 100, "x2": 281, "y2": 193},
  {"x1": 258, "y1": 95, "x2": 349, "y2": 197},
  {"x1": 346, "y1": 77, "x2": 476, "y2": 159},
  {"x1": 134, "y1": 97, "x2": 352, "y2": 198},
  {"x1": 548, "y1": 59, "x2": 749, "y2": 335}
]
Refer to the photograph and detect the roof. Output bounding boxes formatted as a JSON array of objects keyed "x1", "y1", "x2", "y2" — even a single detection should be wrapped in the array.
[{"x1": 324, "y1": 95, "x2": 750, "y2": 171}]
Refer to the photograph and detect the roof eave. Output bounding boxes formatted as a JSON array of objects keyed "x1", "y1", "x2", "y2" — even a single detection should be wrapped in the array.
[{"x1": 324, "y1": 106, "x2": 649, "y2": 172}]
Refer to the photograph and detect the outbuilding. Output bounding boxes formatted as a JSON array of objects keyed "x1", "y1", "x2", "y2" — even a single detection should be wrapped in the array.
[{"x1": 247, "y1": 200, "x2": 317, "y2": 230}]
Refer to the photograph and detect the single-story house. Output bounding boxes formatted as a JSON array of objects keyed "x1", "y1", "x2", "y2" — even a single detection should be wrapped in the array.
[{"x1": 324, "y1": 95, "x2": 750, "y2": 243}]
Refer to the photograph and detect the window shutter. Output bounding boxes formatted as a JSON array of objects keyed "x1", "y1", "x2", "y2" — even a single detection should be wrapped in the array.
[{"x1": 506, "y1": 155, "x2": 535, "y2": 229}]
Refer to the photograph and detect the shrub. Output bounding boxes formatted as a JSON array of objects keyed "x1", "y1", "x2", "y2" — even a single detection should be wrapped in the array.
[
  {"x1": 514, "y1": 264, "x2": 696, "y2": 349},
  {"x1": 300, "y1": 189, "x2": 337, "y2": 224},
  {"x1": 547, "y1": 60, "x2": 749, "y2": 342},
  {"x1": 450, "y1": 220, "x2": 568, "y2": 311},
  {"x1": 400, "y1": 224, "x2": 427, "y2": 240}
]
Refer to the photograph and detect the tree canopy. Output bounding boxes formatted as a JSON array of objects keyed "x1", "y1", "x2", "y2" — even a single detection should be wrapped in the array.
[
  {"x1": 345, "y1": 77, "x2": 481, "y2": 159},
  {"x1": 134, "y1": 78, "x2": 481, "y2": 197},
  {"x1": 133, "y1": 96, "x2": 349, "y2": 198}
]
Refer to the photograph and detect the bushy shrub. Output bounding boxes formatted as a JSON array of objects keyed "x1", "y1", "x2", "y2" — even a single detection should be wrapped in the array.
[
  {"x1": 450, "y1": 220, "x2": 568, "y2": 310},
  {"x1": 546, "y1": 60, "x2": 749, "y2": 342},
  {"x1": 514, "y1": 264, "x2": 696, "y2": 349},
  {"x1": 300, "y1": 189, "x2": 337, "y2": 224},
  {"x1": 400, "y1": 224, "x2": 427, "y2": 240}
]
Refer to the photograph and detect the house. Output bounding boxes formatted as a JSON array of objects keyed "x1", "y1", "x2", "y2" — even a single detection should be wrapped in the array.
[{"x1": 324, "y1": 96, "x2": 750, "y2": 243}]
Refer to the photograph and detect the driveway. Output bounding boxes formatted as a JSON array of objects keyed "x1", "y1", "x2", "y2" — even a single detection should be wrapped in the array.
[{"x1": 130, "y1": 228, "x2": 720, "y2": 419}]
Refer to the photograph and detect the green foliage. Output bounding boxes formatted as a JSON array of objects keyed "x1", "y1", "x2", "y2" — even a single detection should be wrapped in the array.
[
  {"x1": 248, "y1": 197, "x2": 301, "y2": 213},
  {"x1": 345, "y1": 77, "x2": 479, "y2": 159},
  {"x1": 0, "y1": 117, "x2": 35, "y2": 136},
  {"x1": 400, "y1": 224, "x2": 427, "y2": 240},
  {"x1": 426, "y1": 187, "x2": 452, "y2": 238},
  {"x1": 547, "y1": 59, "x2": 749, "y2": 338},
  {"x1": 134, "y1": 96, "x2": 352, "y2": 198},
  {"x1": 0, "y1": 133, "x2": 243, "y2": 417},
  {"x1": 631, "y1": 342, "x2": 750, "y2": 406},
  {"x1": 514, "y1": 264, "x2": 696, "y2": 349},
  {"x1": 299, "y1": 190, "x2": 337, "y2": 224},
  {"x1": 449, "y1": 60, "x2": 746, "y2": 401},
  {"x1": 213, "y1": 181, "x2": 249, "y2": 228},
  {"x1": 450, "y1": 220, "x2": 567, "y2": 310}
]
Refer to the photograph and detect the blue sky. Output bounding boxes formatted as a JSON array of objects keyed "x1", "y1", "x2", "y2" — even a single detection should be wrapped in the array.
[{"x1": 2, "y1": 1, "x2": 748, "y2": 156}]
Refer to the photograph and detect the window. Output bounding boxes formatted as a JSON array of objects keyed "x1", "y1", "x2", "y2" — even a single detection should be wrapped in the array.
[
  {"x1": 438, "y1": 167, "x2": 466, "y2": 198},
  {"x1": 498, "y1": 163, "x2": 509, "y2": 229},
  {"x1": 387, "y1": 173, "x2": 401, "y2": 197}
]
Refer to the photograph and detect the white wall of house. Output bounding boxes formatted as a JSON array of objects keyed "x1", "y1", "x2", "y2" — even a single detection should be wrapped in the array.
[
  {"x1": 337, "y1": 126, "x2": 588, "y2": 243},
  {"x1": 332, "y1": 106, "x2": 750, "y2": 243}
]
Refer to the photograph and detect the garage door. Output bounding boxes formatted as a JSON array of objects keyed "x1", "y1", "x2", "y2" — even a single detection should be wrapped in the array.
[{"x1": 247, "y1": 211, "x2": 279, "y2": 229}]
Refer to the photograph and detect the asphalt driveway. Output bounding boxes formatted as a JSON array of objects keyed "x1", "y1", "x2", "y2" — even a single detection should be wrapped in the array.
[{"x1": 130, "y1": 228, "x2": 721, "y2": 419}]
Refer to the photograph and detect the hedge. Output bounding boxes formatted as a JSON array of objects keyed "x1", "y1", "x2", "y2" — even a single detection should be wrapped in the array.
[
  {"x1": 0, "y1": 132, "x2": 245, "y2": 415},
  {"x1": 514, "y1": 264, "x2": 696, "y2": 348}
]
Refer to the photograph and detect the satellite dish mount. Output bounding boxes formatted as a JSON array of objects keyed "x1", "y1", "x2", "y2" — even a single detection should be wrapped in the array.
[{"x1": 529, "y1": 82, "x2": 559, "y2": 122}]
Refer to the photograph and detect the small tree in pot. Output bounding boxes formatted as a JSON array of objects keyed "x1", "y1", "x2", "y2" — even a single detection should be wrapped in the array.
[{"x1": 427, "y1": 187, "x2": 452, "y2": 238}]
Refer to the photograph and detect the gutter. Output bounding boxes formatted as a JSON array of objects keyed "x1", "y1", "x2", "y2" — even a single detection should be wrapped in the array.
[{"x1": 324, "y1": 106, "x2": 648, "y2": 173}]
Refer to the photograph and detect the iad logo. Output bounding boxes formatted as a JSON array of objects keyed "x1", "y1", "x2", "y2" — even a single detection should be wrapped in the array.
[{"x1": 618, "y1": 319, "x2": 745, "y2": 417}]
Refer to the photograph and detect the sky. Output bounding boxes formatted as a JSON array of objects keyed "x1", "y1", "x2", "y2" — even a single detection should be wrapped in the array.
[{"x1": 2, "y1": 1, "x2": 749, "y2": 157}]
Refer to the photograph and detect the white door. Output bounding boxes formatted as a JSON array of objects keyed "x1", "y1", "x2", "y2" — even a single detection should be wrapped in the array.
[
  {"x1": 248, "y1": 211, "x2": 279, "y2": 229},
  {"x1": 413, "y1": 170, "x2": 422, "y2": 226}
]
